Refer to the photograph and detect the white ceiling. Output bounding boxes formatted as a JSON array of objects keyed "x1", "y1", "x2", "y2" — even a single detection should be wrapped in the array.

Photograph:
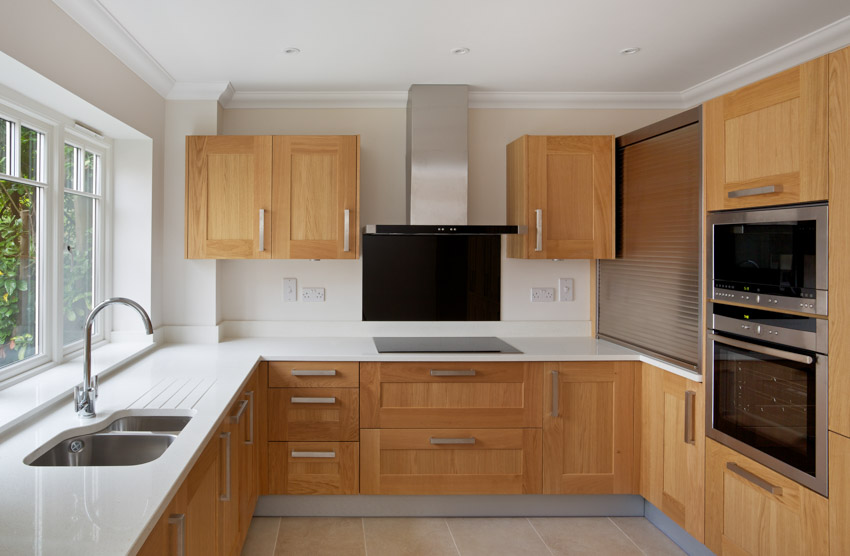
[{"x1": 54, "y1": 0, "x2": 850, "y2": 108}]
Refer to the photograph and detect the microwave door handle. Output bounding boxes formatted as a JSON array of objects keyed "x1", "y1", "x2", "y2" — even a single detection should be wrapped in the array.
[{"x1": 709, "y1": 332, "x2": 813, "y2": 365}]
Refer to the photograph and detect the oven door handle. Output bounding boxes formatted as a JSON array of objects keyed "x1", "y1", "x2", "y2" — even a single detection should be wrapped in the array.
[{"x1": 709, "y1": 332, "x2": 814, "y2": 365}]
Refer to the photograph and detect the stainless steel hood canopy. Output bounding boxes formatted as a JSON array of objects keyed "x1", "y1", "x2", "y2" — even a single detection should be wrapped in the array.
[{"x1": 365, "y1": 84, "x2": 519, "y2": 235}]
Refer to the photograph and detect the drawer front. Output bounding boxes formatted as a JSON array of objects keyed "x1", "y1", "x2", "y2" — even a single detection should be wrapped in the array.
[
  {"x1": 269, "y1": 361, "x2": 359, "y2": 388},
  {"x1": 361, "y1": 362, "x2": 543, "y2": 428},
  {"x1": 360, "y1": 428, "x2": 542, "y2": 495},
  {"x1": 269, "y1": 388, "x2": 359, "y2": 441},
  {"x1": 268, "y1": 442, "x2": 359, "y2": 495}
]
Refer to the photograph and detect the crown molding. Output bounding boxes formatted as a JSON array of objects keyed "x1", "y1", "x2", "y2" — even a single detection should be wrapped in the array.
[
  {"x1": 167, "y1": 82, "x2": 234, "y2": 103},
  {"x1": 225, "y1": 91, "x2": 409, "y2": 109},
  {"x1": 681, "y1": 14, "x2": 850, "y2": 107},
  {"x1": 467, "y1": 91, "x2": 685, "y2": 109},
  {"x1": 52, "y1": 0, "x2": 175, "y2": 97}
]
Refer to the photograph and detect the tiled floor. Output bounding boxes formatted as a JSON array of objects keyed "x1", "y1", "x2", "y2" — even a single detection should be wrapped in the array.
[{"x1": 241, "y1": 516, "x2": 686, "y2": 556}]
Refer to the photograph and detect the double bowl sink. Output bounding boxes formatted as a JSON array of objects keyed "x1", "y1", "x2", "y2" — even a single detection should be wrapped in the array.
[{"x1": 25, "y1": 412, "x2": 193, "y2": 467}]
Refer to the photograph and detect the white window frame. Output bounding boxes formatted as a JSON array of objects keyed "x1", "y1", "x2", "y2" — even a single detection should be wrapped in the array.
[{"x1": 0, "y1": 96, "x2": 112, "y2": 384}]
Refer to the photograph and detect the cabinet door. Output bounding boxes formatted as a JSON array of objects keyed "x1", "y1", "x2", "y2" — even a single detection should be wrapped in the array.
[
  {"x1": 136, "y1": 495, "x2": 185, "y2": 556},
  {"x1": 237, "y1": 375, "x2": 259, "y2": 547},
  {"x1": 705, "y1": 438, "x2": 828, "y2": 555},
  {"x1": 705, "y1": 57, "x2": 828, "y2": 210},
  {"x1": 272, "y1": 135, "x2": 359, "y2": 259},
  {"x1": 508, "y1": 135, "x2": 614, "y2": 259},
  {"x1": 831, "y1": 432, "x2": 850, "y2": 554},
  {"x1": 269, "y1": 387, "x2": 359, "y2": 441},
  {"x1": 543, "y1": 361, "x2": 636, "y2": 494},
  {"x1": 360, "y1": 362, "x2": 542, "y2": 429},
  {"x1": 361, "y1": 428, "x2": 542, "y2": 494},
  {"x1": 269, "y1": 441, "x2": 359, "y2": 495},
  {"x1": 186, "y1": 135, "x2": 272, "y2": 259},
  {"x1": 639, "y1": 364, "x2": 704, "y2": 542},
  {"x1": 218, "y1": 401, "x2": 244, "y2": 556},
  {"x1": 185, "y1": 438, "x2": 218, "y2": 555}
]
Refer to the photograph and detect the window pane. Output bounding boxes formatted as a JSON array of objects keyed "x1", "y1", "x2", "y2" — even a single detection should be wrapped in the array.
[
  {"x1": 20, "y1": 126, "x2": 43, "y2": 182},
  {"x1": 0, "y1": 180, "x2": 39, "y2": 370},
  {"x1": 63, "y1": 193, "x2": 96, "y2": 345},
  {"x1": 64, "y1": 144, "x2": 77, "y2": 190},
  {"x1": 84, "y1": 151, "x2": 99, "y2": 194},
  {"x1": 0, "y1": 119, "x2": 10, "y2": 175}
]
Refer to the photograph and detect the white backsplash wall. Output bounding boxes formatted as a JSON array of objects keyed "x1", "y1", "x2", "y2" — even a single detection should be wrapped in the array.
[{"x1": 211, "y1": 106, "x2": 678, "y2": 327}]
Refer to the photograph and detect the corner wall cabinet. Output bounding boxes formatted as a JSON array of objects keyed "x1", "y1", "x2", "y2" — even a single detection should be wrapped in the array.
[
  {"x1": 506, "y1": 135, "x2": 615, "y2": 259},
  {"x1": 704, "y1": 56, "x2": 828, "y2": 210},
  {"x1": 185, "y1": 135, "x2": 359, "y2": 260}
]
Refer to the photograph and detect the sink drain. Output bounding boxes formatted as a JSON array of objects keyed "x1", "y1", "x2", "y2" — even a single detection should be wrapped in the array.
[{"x1": 69, "y1": 439, "x2": 85, "y2": 453}]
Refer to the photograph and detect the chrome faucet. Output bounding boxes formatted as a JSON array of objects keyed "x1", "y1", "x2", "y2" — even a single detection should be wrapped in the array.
[{"x1": 75, "y1": 297, "x2": 154, "y2": 418}]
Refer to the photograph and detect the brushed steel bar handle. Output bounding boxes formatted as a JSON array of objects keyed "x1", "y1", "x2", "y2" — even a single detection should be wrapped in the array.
[
  {"x1": 291, "y1": 369, "x2": 337, "y2": 376},
  {"x1": 430, "y1": 437, "x2": 476, "y2": 445},
  {"x1": 551, "y1": 370, "x2": 559, "y2": 417},
  {"x1": 168, "y1": 514, "x2": 186, "y2": 556},
  {"x1": 684, "y1": 390, "x2": 696, "y2": 445},
  {"x1": 291, "y1": 451, "x2": 336, "y2": 458},
  {"x1": 535, "y1": 209, "x2": 543, "y2": 251},
  {"x1": 344, "y1": 209, "x2": 351, "y2": 252},
  {"x1": 709, "y1": 332, "x2": 813, "y2": 364},
  {"x1": 230, "y1": 399, "x2": 249, "y2": 425},
  {"x1": 245, "y1": 391, "x2": 255, "y2": 445},
  {"x1": 727, "y1": 185, "x2": 777, "y2": 199},
  {"x1": 726, "y1": 462, "x2": 783, "y2": 495},
  {"x1": 220, "y1": 432, "x2": 232, "y2": 502},
  {"x1": 259, "y1": 209, "x2": 265, "y2": 252},
  {"x1": 430, "y1": 369, "x2": 476, "y2": 377},
  {"x1": 290, "y1": 397, "x2": 336, "y2": 404}
]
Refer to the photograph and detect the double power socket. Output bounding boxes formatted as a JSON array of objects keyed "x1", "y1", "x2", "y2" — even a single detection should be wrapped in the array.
[
  {"x1": 283, "y1": 278, "x2": 325, "y2": 303},
  {"x1": 531, "y1": 278, "x2": 574, "y2": 303}
]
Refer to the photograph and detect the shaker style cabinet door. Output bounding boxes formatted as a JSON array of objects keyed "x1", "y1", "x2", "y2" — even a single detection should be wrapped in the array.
[
  {"x1": 704, "y1": 56, "x2": 828, "y2": 211},
  {"x1": 542, "y1": 361, "x2": 636, "y2": 494},
  {"x1": 705, "y1": 438, "x2": 828, "y2": 555},
  {"x1": 272, "y1": 135, "x2": 359, "y2": 259},
  {"x1": 506, "y1": 135, "x2": 614, "y2": 259},
  {"x1": 185, "y1": 135, "x2": 272, "y2": 259}
]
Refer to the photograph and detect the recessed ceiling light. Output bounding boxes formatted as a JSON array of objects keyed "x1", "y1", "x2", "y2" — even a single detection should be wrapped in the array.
[
  {"x1": 451, "y1": 47, "x2": 470, "y2": 55},
  {"x1": 284, "y1": 47, "x2": 301, "y2": 55},
  {"x1": 619, "y1": 47, "x2": 641, "y2": 55}
]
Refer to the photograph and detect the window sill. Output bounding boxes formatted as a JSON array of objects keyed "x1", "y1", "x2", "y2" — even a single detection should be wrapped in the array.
[{"x1": 0, "y1": 339, "x2": 157, "y2": 435}]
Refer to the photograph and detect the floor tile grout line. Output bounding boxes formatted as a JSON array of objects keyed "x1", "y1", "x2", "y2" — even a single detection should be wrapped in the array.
[
  {"x1": 271, "y1": 517, "x2": 282, "y2": 556},
  {"x1": 444, "y1": 518, "x2": 463, "y2": 556},
  {"x1": 361, "y1": 517, "x2": 369, "y2": 556},
  {"x1": 526, "y1": 517, "x2": 556, "y2": 556},
  {"x1": 607, "y1": 517, "x2": 648, "y2": 556}
]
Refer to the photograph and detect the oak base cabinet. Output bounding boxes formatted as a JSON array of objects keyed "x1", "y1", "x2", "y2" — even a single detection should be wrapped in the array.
[
  {"x1": 705, "y1": 438, "x2": 828, "y2": 555},
  {"x1": 269, "y1": 441, "x2": 359, "y2": 494},
  {"x1": 639, "y1": 363, "x2": 704, "y2": 543},
  {"x1": 360, "y1": 428, "x2": 542, "y2": 494},
  {"x1": 543, "y1": 361, "x2": 637, "y2": 494}
]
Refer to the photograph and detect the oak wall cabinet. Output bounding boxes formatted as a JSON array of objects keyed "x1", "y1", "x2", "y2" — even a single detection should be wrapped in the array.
[
  {"x1": 186, "y1": 135, "x2": 359, "y2": 260},
  {"x1": 542, "y1": 361, "x2": 636, "y2": 494},
  {"x1": 639, "y1": 363, "x2": 704, "y2": 542},
  {"x1": 506, "y1": 135, "x2": 615, "y2": 259},
  {"x1": 704, "y1": 56, "x2": 828, "y2": 211}
]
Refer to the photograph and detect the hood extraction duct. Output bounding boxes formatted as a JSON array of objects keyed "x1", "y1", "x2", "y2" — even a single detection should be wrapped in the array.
[{"x1": 365, "y1": 84, "x2": 520, "y2": 235}]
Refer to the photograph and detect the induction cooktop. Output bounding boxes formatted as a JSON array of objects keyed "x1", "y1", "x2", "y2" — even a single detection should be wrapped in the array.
[{"x1": 373, "y1": 336, "x2": 522, "y2": 354}]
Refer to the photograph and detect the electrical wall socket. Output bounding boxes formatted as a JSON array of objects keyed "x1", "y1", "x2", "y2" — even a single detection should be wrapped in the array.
[
  {"x1": 283, "y1": 278, "x2": 297, "y2": 302},
  {"x1": 559, "y1": 277, "x2": 574, "y2": 302},
  {"x1": 531, "y1": 287, "x2": 556, "y2": 302},
  {"x1": 302, "y1": 287, "x2": 325, "y2": 302}
]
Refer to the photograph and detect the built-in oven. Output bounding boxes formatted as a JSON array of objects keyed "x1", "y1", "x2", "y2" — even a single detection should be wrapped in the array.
[
  {"x1": 708, "y1": 203, "x2": 827, "y2": 315},
  {"x1": 707, "y1": 302, "x2": 828, "y2": 495}
]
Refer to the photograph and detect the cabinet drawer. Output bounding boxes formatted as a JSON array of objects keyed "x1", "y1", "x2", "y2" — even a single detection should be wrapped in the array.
[
  {"x1": 269, "y1": 442, "x2": 359, "y2": 495},
  {"x1": 360, "y1": 428, "x2": 542, "y2": 495},
  {"x1": 269, "y1": 361, "x2": 359, "y2": 388},
  {"x1": 269, "y1": 388, "x2": 359, "y2": 441},
  {"x1": 361, "y1": 362, "x2": 542, "y2": 428}
]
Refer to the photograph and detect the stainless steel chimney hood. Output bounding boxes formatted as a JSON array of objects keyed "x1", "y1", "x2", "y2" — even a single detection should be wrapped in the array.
[{"x1": 366, "y1": 84, "x2": 520, "y2": 236}]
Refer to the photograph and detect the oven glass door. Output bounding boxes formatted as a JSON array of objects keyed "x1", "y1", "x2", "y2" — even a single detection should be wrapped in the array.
[
  {"x1": 713, "y1": 336, "x2": 816, "y2": 476},
  {"x1": 713, "y1": 219, "x2": 817, "y2": 297}
]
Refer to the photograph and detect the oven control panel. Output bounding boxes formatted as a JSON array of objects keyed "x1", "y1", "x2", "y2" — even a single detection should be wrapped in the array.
[{"x1": 712, "y1": 284, "x2": 826, "y2": 316}]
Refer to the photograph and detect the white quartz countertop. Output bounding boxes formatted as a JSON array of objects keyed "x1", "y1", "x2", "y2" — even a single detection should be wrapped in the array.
[{"x1": 0, "y1": 336, "x2": 698, "y2": 555}]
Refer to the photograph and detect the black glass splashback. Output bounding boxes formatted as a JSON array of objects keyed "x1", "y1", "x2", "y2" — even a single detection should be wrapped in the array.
[{"x1": 362, "y1": 234, "x2": 501, "y2": 321}]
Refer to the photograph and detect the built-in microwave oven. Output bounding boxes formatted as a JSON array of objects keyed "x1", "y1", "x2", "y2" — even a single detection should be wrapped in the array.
[{"x1": 708, "y1": 204, "x2": 827, "y2": 315}]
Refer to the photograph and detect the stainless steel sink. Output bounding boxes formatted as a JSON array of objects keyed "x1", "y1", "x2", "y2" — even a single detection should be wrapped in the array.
[
  {"x1": 27, "y1": 432, "x2": 176, "y2": 467},
  {"x1": 25, "y1": 411, "x2": 193, "y2": 467}
]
